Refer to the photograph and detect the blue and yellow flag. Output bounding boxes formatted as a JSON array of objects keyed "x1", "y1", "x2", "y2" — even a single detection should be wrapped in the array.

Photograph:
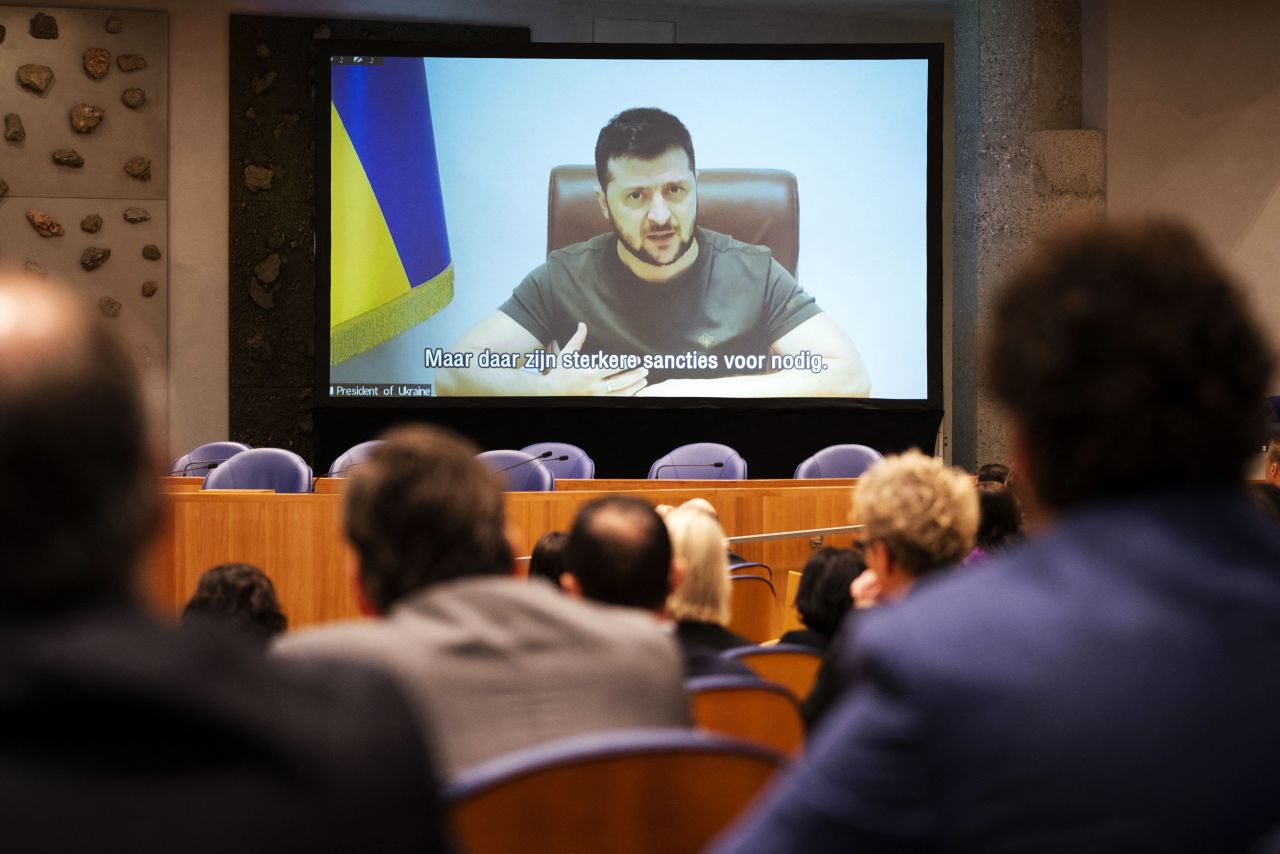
[{"x1": 330, "y1": 58, "x2": 453, "y2": 365}]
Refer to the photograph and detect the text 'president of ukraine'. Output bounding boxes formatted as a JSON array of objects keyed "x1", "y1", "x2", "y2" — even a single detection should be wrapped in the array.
[{"x1": 435, "y1": 107, "x2": 870, "y2": 398}]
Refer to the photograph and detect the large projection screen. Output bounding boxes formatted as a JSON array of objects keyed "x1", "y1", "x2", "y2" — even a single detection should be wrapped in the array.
[{"x1": 318, "y1": 43, "x2": 940, "y2": 409}]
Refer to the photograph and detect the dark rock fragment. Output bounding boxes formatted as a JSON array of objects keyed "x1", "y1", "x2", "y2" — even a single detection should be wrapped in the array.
[
  {"x1": 0, "y1": 179, "x2": 8, "y2": 196},
  {"x1": 105, "y1": 16, "x2": 123, "y2": 34},
  {"x1": 141, "y1": 280, "x2": 158, "y2": 298},
  {"x1": 71, "y1": 104, "x2": 105, "y2": 134},
  {"x1": 243, "y1": 165, "x2": 274, "y2": 192},
  {"x1": 0, "y1": 25, "x2": 6, "y2": 45},
  {"x1": 121, "y1": 88, "x2": 146, "y2": 109},
  {"x1": 23, "y1": 261, "x2": 46, "y2": 279},
  {"x1": 30, "y1": 13, "x2": 58, "y2": 40},
  {"x1": 84, "y1": 48, "x2": 111, "y2": 80},
  {"x1": 254, "y1": 253, "x2": 281, "y2": 284},
  {"x1": 245, "y1": 107, "x2": 257, "y2": 121},
  {"x1": 249, "y1": 280, "x2": 275, "y2": 310},
  {"x1": 81, "y1": 214, "x2": 103, "y2": 233},
  {"x1": 81, "y1": 247, "x2": 111, "y2": 271},
  {"x1": 124, "y1": 156, "x2": 151, "y2": 180},
  {"x1": 245, "y1": 334, "x2": 274, "y2": 361},
  {"x1": 4, "y1": 114, "x2": 24, "y2": 143},
  {"x1": 26, "y1": 209, "x2": 64, "y2": 238},
  {"x1": 98, "y1": 296, "x2": 121, "y2": 317},
  {"x1": 53, "y1": 149, "x2": 85, "y2": 168},
  {"x1": 142, "y1": 244, "x2": 162, "y2": 261},
  {"x1": 251, "y1": 70, "x2": 277, "y2": 96},
  {"x1": 117, "y1": 54, "x2": 147, "y2": 72},
  {"x1": 123, "y1": 207, "x2": 150, "y2": 223},
  {"x1": 255, "y1": 42, "x2": 270, "y2": 58},
  {"x1": 18, "y1": 64, "x2": 54, "y2": 94},
  {"x1": 267, "y1": 230, "x2": 285, "y2": 250}
]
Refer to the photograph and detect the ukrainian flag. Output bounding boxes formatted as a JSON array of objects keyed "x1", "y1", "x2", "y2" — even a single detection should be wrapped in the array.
[{"x1": 330, "y1": 58, "x2": 453, "y2": 365}]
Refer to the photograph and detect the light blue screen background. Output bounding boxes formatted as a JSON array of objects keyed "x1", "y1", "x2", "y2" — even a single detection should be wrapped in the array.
[{"x1": 331, "y1": 55, "x2": 929, "y2": 399}]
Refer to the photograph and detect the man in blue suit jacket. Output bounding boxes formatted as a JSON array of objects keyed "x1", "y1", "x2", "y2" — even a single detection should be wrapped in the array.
[{"x1": 716, "y1": 220, "x2": 1280, "y2": 852}]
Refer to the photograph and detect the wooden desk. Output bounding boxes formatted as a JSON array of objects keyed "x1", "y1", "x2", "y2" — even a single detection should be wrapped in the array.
[
  {"x1": 555, "y1": 478, "x2": 859, "y2": 492},
  {"x1": 148, "y1": 481, "x2": 858, "y2": 634}
]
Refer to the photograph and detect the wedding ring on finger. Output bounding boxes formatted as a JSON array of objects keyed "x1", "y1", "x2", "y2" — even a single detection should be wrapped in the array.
[{"x1": 605, "y1": 378, "x2": 614, "y2": 393}]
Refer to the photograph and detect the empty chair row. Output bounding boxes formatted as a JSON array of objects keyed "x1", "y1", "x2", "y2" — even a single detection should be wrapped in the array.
[{"x1": 168, "y1": 443, "x2": 313, "y2": 493}]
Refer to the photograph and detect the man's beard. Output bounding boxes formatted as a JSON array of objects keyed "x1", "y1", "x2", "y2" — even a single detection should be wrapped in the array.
[{"x1": 615, "y1": 224, "x2": 696, "y2": 267}]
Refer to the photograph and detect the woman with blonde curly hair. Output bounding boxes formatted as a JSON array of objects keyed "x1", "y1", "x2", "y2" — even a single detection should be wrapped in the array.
[{"x1": 664, "y1": 503, "x2": 751, "y2": 653}]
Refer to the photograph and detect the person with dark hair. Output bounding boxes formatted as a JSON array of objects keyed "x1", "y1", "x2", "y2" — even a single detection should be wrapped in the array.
[
  {"x1": 966, "y1": 481, "x2": 1023, "y2": 563},
  {"x1": 1265, "y1": 437, "x2": 1280, "y2": 487},
  {"x1": 714, "y1": 219, "x2": 1280, "y2": 853},
  {"x1": 976, "y1": 461, "x2": 1009, "y2": 483},
  {"x1": 277, "y1": 426, "x2": 688, "y2": 778},
  {"x1": 778, "y1": 547, "x2": 866, "y2": 652},
  {"x1": 562, "y1": 495, "x2": 756, "y2": 679},
  {"x1": 527, "y1": 530, "x2": 568, "y2": 588},
  {"x1": 437, "y1": 106, "x2": 868, "y2": 398},
  {"x1": 181, "y1": 562, "x2": 288, "y2": 646},
  {"x1": 0, "y1": 277, "x2": 449, "y2": 853}
]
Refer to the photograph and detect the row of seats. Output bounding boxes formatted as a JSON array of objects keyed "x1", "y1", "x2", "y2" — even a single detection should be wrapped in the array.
[{"x1": 167, "y1": 439, "x2": 885, "y2": 494}]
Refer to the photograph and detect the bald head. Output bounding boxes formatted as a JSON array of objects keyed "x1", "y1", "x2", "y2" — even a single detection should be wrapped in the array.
[
  {"x1": 0, "y1": 277, "x2": 157, "y2": 611},
  {"x1": 563, "y1": 496, "x2": 671, "y2": 611}
]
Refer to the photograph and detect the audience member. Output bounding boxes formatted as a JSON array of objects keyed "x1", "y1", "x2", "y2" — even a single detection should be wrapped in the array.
[
  {"x1": 966, "y1": 481, "x2": 1024, "y2": 563},
  {"x1": 802, "y1": 450, "x2": 977, "y2": 728},
  {"x1": 1266, "y1": 437, "x2": 1280, "y2": 487},
  {"x1": 715, "y1": 219, "x2": 1280, "y2": 852},
  {"x1": 1250, "y1": 482, "x2": 1280, "y2": 521},
  {"x1": 276, "y1": 426, "x2": 689, "y2": 778},
  {"x1": 778, "y1": 546, "x2": 865, "y2": 652},
  {"x1": 527, "y1": 530, "x2": 568, "y2": 589},
  {"x1": 665, "y1": 504, "x2": 752, "y2": 653},
  {"x1": 0, "y1": 278, "x2": 448, "y2": 852},
  {"x1": 562, "y1": 495, "x2": 756, "y2": 678},
  {"x1": 181, "y1": 562, "x2": 287, "y2": 646},
  {"x1": 976, "y1": 461, "x2": 1009, "y2": 483}
]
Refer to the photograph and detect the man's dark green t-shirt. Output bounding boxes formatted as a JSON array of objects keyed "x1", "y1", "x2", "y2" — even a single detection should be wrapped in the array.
[{"x1": 499, "y1": 228, "x2": 821, "y2": 385}]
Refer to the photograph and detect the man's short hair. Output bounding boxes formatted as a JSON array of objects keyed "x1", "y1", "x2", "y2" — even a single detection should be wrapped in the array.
[
  {"x1": 794, "y1": 546, "x2": 866, "y2": 638},
  {"x1": 0, "y1": 280, "x2": 158, "y2": 610},
  {"x1": 976, "y1": 462, "x2": 1009, "y2": 484},
  {"x1": 852, "y1": 450, "x2": 979, "y2": 576},
  {"x1": 594, "y1": 107, "x2": 696, "y2": 190},
  {"x1": 343, "y1": 425, "x2": 511, "y2": 611},
  {"x1": 1267, "y1": 437, "x2": 1280, "y2": 468},
  {"x1": 564, "y1": 495, "x2": 670, "y2": 610},
  {"x1": 182, "y1": 562, "x2": 287, "y2": 645},
  {"x1": 986, "y1": 220, "x2": 1274, "y2": 510}
]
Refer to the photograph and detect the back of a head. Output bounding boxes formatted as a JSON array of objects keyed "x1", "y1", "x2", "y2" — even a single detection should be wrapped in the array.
[
  {"x1": 987, "y1": 219, "x2": 1274, "y2": 510},
  {"x1": 853, "y1": 450, "x2": 979, "y2": 576},
  {"x1": 976, "y1": 462, "x2": 1009, "y2": 484},
  {"x1": 0, "y1": 278, "x2": 157, "y2": 611},
  {"x1": 594, "y1": 107, "x2": 696, "y2": 188},
  {"x1": 975, "y1": 482, "x2": 1024, "y2": 552},
  {"x1": 564, "y1": 495, "x2": 670, "y2": 611},
  {"x1": 527, "y1": 530, "x2": 568, "y2": 587},
  {"x1": 795, "y1": 546, "x2": 866, "y2": 637},
  {"x1": 664, "y1": 504, "x2": 730, "y2": 625},
  {"x1": 344, "y1": 424, "x2": 511, "y2": 611},
  {"x1": 182, "y1": 562, "x2": 287, "y2": 646}
]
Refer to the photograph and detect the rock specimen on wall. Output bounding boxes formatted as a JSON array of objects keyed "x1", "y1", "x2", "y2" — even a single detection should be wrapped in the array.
[
  {"x1": 117, "y1": 54, "x2": 146, "y2": 72},
  {"x1": 0, "y1": 179, "x2": 8, "y2": 196},
  {"x1": 25, "y1": 209, "x2": 64, "y2": 237},
  {"x1": 105, "y1": 16, "x2": 123, "y2": 34},
  {"x1": 18, "y1": 64, "x2": 53, "y2": 94},
  {"x1": 98, "y1": 296, "x2": 121, "y2": 317},
  {"x1": 0, "y1": 25, "x2": 6, "y2": 45},
  {"x1": 81, "y1": 213, "x2": 103, "y2": 233},
  {"x1": 4, "y1": 114, "x2": 23, "y2": 143},
  {"x1": 251, "y1": 70, "x2": 277, "y2": 95},
  {"x1": 81, "y1": 247, "x2": 110, "y2": 271},
  {"x1": 23, "y1": 262, "x2": 46, "y2": 278},
  {"x1": 123, "y1": 207, "x2": 150, "y2": 223},
  {"x1": 30, "y1": 13, "x2": 58, "y2": 39},
  {"x1": 71, "y1": 104, "x2": 105, "y2": 133},
  {"x1": 243, "y1": 165, "x2": 274, "y2": 192},
  {"x1": 142, "y1": 244, "x2": 162, "y2": 260},
  {"x1": 142, "y1": 280, "x2": 158, "y2": 297},
  {"x1": 121, "y1": 87, "x2": 145, "y2": 109},
  {"x1": 124, "y1": 156, "x2": 151, "y2": 180},
  {"x1": 53, "y1": 149, "x2": 84, "y2": 167},
  {"x1": 83, "y1": 48, "x2": 111, "y2": 79}
]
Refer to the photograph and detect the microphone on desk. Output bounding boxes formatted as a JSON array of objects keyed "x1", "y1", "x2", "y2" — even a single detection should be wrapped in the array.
[
  {"x1": 177, "y1": 458, "x2": 229, "y2": 475},
  {"x1": 497, "y1": 450, "x2": 558, "y2": 473},
  {"x1": 653, "y1": 461, "x2": 725, "y2": 477}
]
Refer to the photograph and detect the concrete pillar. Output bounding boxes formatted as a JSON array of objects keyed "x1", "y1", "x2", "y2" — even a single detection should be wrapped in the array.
[{"x1": 952, "y1": 0, "x2": 1105, "y2": 471}]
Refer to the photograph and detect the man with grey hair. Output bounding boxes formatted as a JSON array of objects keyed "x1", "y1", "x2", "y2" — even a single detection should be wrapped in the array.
[{"x1": 0, "y1": 277, "x2": 448, "y2": 852}]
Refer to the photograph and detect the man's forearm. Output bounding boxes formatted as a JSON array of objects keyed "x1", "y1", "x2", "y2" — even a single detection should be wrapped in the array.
[{"x1": 436, "y1": 362, "x2": 546, "y2": 396}]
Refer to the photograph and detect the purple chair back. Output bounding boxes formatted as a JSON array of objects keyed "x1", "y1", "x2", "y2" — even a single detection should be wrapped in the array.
[
  {"x1": 793, "y1": 443, "x2": 884, "y2": 478},
  {"x1": 168, "y1": 441, "x2": 251, "y2": 476},
  {"x1": 649, "y1": 442, "x2": 747, "y2": 480},
  {"x1": 202, "y1": 448, "x2": 313, "y2": 493},
  {"x1": 477, "y1": 449, "x2": 555, "y2": 492},
  {"x1": 520, "y1": 442, "x2": 595, "y2": 479},
  {"x1": 327, "y1": 439, "x2": 384, "y2": 477}
]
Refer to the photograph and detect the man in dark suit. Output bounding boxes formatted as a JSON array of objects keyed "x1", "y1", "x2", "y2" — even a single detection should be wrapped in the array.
[
  {"x1": 0, "y1": 278, "x2": 450, "y2": 852},
  {"x1": 715, "y1": 220, "x2": 1280, "y2": 852}
]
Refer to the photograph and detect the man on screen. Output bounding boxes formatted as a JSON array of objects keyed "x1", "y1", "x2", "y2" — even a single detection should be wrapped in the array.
[{"x1": 435, "y1": 107, "x2": 870, "y2": 397}]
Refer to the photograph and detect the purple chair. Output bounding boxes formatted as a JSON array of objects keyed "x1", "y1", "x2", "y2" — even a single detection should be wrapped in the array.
[
  {"x1": 327, "y1": 439, "x2": 384, "y2": 477},
  {"x1": 793, "y1": 443, "x2": 884, "y2": 478},
  {"x1": 168, "y1": 441, "x2": 251, "y2": 476},
  {"x1": 477, "y1": 449, "x2": 555, "y2": 492},
  {"x1": 520, "y1": 442, "x2": 595, "y2": 480},
  {"x1": 202, "y1": 448, "x2": 313, "y2": 493},
  {"x1": 648, "y1": 442, "x2": 747, "y2": 480}
]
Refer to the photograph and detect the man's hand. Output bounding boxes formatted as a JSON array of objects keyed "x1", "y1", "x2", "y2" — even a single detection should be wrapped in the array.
[
  {"x1": 850, "y1": 569, "x2": 882, "y2": 608},
  {"x1": 546, "y1": 322, "x2": 647, "y2": 396}
]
